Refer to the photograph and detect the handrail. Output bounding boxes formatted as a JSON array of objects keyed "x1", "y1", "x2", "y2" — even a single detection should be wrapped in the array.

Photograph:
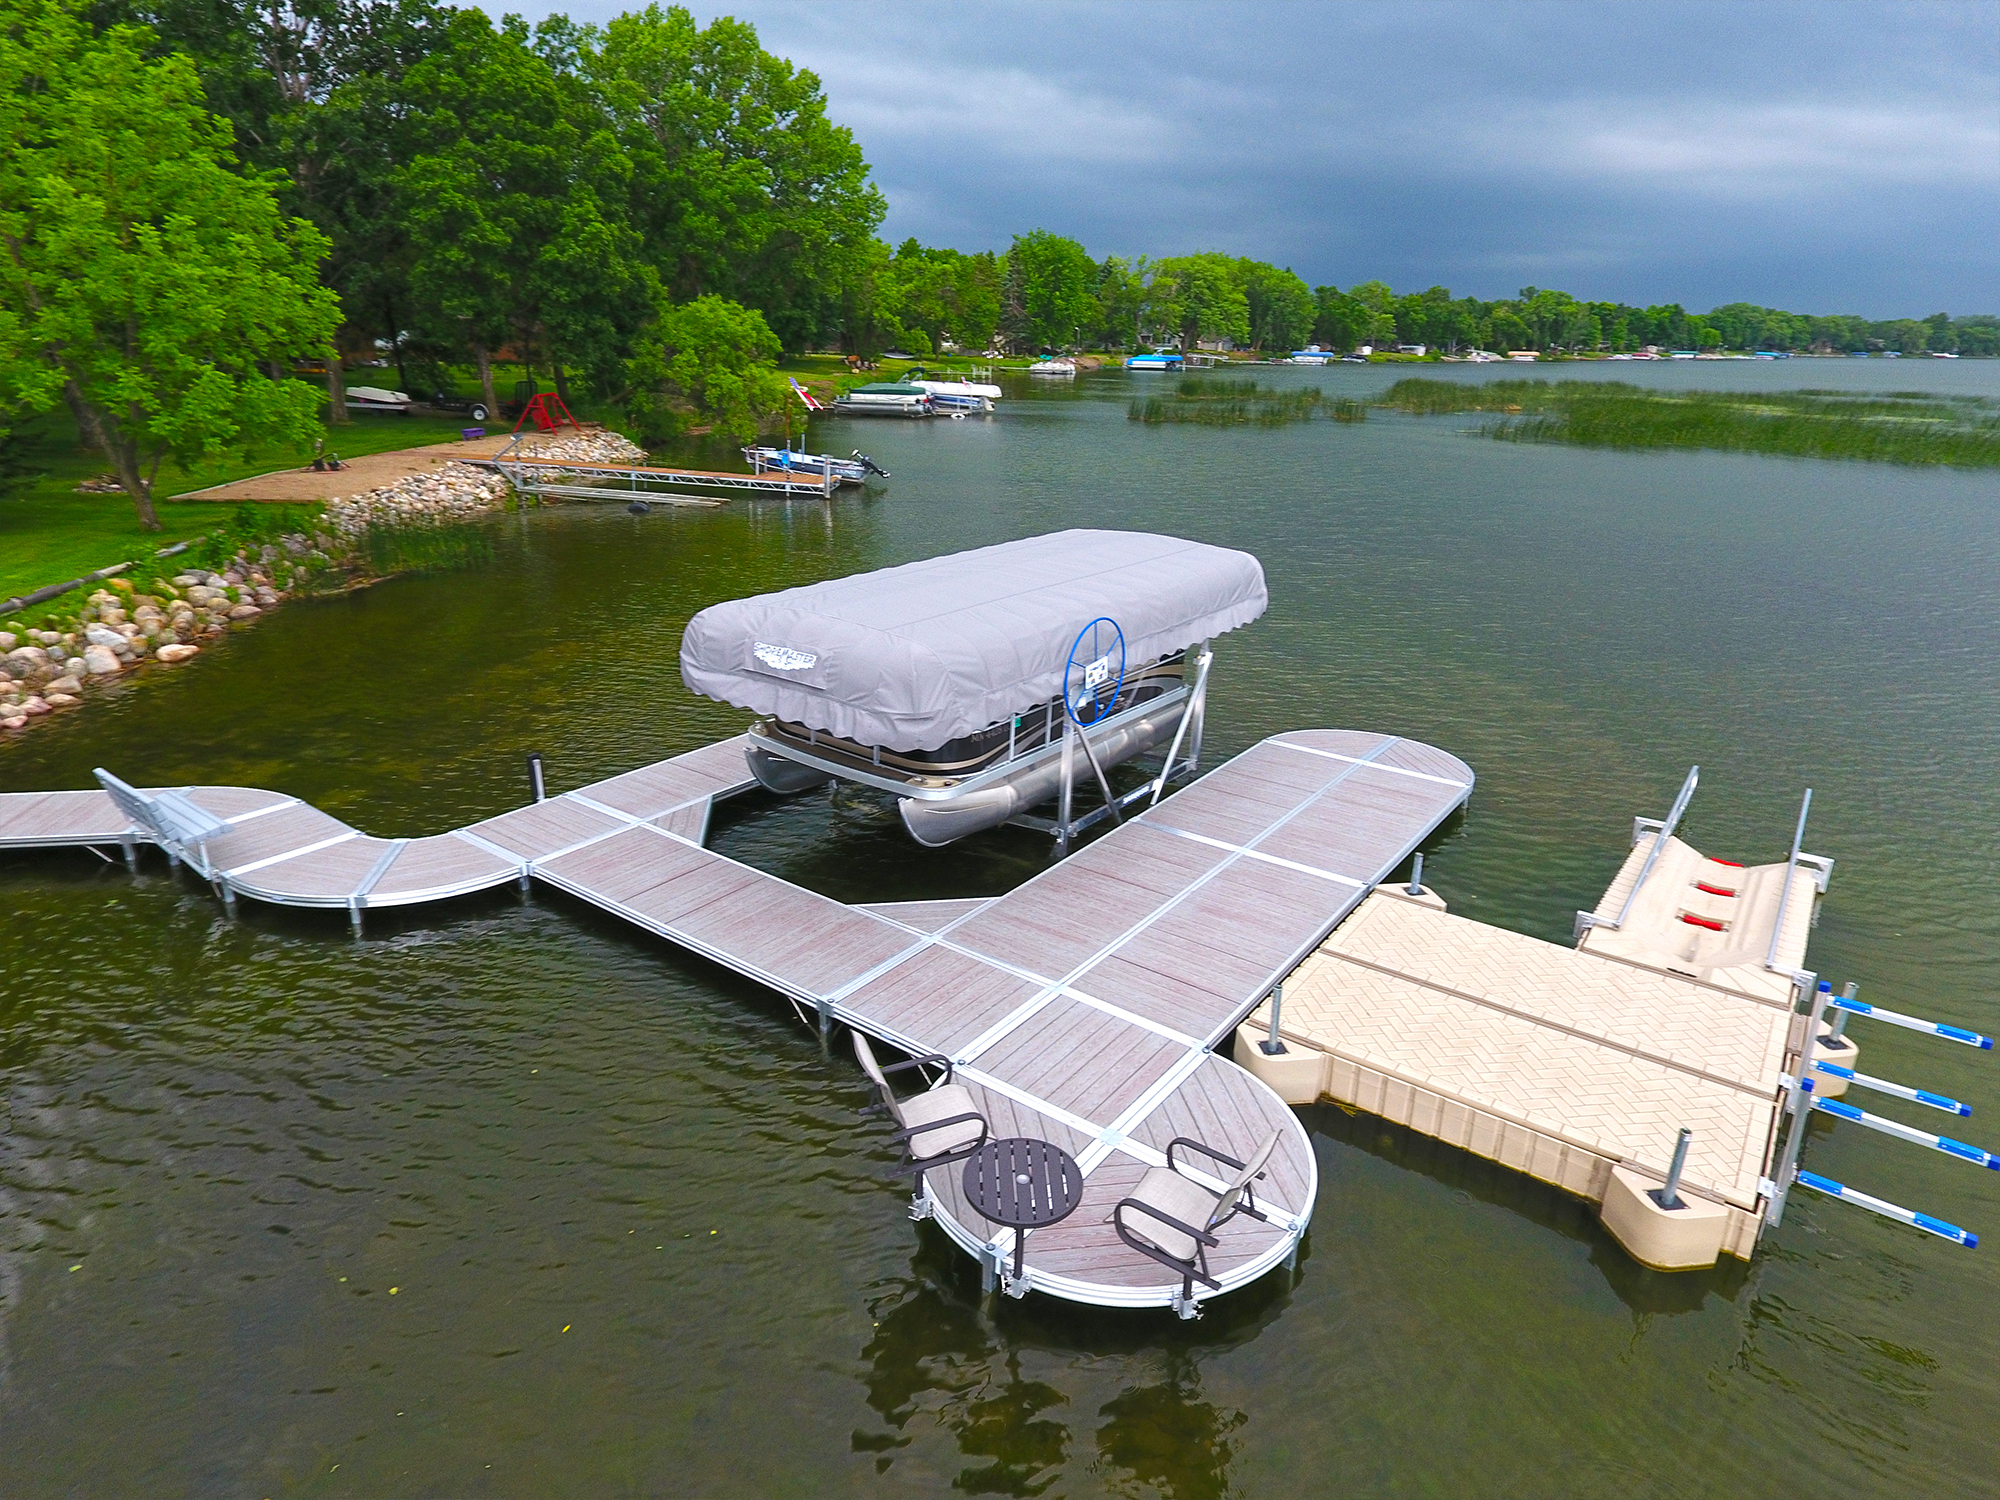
[
  {"x1": 1610, "y1": 765, "x2": 1699, "y2": 928},
  {"x1": 1763, "y1": 788, "x2": 1812, "y2": 971}
]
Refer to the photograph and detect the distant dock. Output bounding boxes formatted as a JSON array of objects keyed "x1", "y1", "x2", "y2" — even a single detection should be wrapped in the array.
[{"x1": 478, "y1": 452, "x2": 858, "y2": 504}]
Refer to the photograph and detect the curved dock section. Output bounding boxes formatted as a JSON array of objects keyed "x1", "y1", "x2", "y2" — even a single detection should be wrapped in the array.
[{"x1": 0, "y1": 727, "x2": 1474, "y2": 1314}]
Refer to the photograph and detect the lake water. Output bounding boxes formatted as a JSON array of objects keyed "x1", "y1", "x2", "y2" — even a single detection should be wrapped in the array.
[{"x1": 3, "y1": 359, "x2": 1996, "y2": 1497}]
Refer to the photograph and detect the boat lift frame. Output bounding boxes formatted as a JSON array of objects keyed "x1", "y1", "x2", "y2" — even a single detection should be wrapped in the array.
[{"x1": 744, "y1": 643, "x2": 1213, "y2": 857}]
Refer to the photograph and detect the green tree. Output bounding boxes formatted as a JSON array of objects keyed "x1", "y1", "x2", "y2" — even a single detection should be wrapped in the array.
[
  {"x1": 586, "y1": 4, "x2": 884, "y2": 351},
  {"x1": 626, "y1": 292, "x2": 786, "y2": 444},
  {"x1": 0, "y1": 0, "x2": 338, "y2": 528},
  {"x1": 1153, "y1": 254, "x2": 1249, "y2": 350},
  {"x1": 1003, "y1": 230, "x2": 1098, "y2": 350},
  {"x1": 394, "y1": 11, "x2": 651, "y2": 416},
  {"x1": 1235, "y1": 259, "x2": 1314, "y2": 351},
  {"x1": 101, "y1": 0, "x2": 454, "y2": 418},
  {"x1": 1091, "y1": 255, "x2": 1150, "y2": 349}
]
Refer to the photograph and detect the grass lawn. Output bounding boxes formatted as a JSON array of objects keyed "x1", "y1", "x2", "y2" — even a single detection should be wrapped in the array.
[{"x1": 0, "y1": 362, "x2": 625, "y2": 608}]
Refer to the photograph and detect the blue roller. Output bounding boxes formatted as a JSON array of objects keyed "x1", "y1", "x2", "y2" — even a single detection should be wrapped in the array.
[
  {"x1": 1828, "y1": 996, "x2": 1993, "y2": 1049},
  {"x1": 1812, "y1": 1061, "x2": 1971, "y2": 1117},
  {"x1": 1794, "y1": 1170, "x2": 1977, "y2": 1248},
  {"x1": 1812, "y1": 1097, "x2": 2000, "y2": 1167}
]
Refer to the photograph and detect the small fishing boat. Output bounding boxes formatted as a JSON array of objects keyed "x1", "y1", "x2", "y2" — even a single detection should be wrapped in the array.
[
  {"x1": 1124, "y1": 351, "x2": 1184, "y2": 370},
  {"x1": 831, "y1": 383, "x2": 935, "y2": 417},
  {"x1": 1028, "y1": 358, "x2": 1077, "y2": 376},
  {"x1": 681, "y1": 530, "x2": 1267, "y2": 849},
  {"x1": 742, "y1": 447, "x2": 888, "y2": 481},
  {"x1": 345, "y1": 386, "x2": 413, "y2": 413}
]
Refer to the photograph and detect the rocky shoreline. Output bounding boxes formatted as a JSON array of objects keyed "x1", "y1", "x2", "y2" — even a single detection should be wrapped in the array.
[{"x1": 1, "y1": 429, "x2": 647, "y2": 736}]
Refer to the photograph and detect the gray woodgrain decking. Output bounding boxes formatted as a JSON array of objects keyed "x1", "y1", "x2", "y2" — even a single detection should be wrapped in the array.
[{"x1": 0, "y1": 726, "x2": 1473, "y2": 1309}]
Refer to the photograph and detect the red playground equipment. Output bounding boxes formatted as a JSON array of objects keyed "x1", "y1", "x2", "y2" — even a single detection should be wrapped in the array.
[{"x1": 512, "y1": 390, "x2": 582, "y2": 434}]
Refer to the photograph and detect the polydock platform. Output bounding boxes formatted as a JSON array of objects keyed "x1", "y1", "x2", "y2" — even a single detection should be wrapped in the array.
[
  {"x1": 0, "y1": 727, "x2": 1474, "y2": 1312},
  {"x1": 1236, "y1": 824, "x2": 1831, "y2": 1266}
]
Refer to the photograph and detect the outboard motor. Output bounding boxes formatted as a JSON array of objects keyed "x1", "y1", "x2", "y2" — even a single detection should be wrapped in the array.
[{"x1": 853, "y1": 449, "x2": 890, "y2": 477}]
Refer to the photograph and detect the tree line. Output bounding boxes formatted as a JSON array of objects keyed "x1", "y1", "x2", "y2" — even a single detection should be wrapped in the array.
[
  {"x1": 3, "y1": 0, "x2": 1992, "y2": 529},
  {"x1": 856, "y1": 250, "x2": 1998, "y2": 362}
]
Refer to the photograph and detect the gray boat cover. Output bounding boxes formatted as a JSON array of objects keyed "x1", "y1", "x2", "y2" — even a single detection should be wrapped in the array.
[{"x1": 680, "y1": 530, "x2": 1266, "y2": 750}]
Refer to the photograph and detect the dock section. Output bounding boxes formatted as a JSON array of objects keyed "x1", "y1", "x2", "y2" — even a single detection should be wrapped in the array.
[
  {"x1": 0, "y1": 727, "x2": 1474, "y2": 1313},
  {"x1": 1235, "y1": 815, "x2": 1836, "y2": 1265},
  {"x1": 483, "y1": 452, "x2": 854, "y2": 503}
]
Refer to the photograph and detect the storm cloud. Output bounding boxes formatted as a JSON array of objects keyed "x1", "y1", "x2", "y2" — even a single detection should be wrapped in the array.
[{"x1": 537, "y1": 0, "x2": 2000, "y2": 314}]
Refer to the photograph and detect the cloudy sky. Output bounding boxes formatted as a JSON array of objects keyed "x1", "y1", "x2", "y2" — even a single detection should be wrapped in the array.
[{"x1": 534, "y1": 0, "x2": 2000, "y2": 316}]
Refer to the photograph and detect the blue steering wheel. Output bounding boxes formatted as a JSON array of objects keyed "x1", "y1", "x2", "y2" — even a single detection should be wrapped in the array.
[{"x1": 1063, "y1": 617, "x2": 1126, "y2": 727}]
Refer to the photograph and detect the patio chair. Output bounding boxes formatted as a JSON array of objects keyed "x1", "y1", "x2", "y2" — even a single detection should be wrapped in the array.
[
  {"x1": 853, "y1": 1034, "x2": 989, "y2": 1214},
  {"x1": 1110, "y1": 1129, "x2": 1281, "y2": 1317}
]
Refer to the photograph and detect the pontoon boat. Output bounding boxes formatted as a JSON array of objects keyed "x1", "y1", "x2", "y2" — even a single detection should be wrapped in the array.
[
  {"x1": 832, "y1": 383, "x2": 935, "y2": 417},
  {"x1": 680, "y1": 531, "x2": 1267, "y2": 849}
]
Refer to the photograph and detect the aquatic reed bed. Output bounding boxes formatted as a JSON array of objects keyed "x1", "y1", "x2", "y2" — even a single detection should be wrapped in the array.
[
  {"x1": 1376, "y1": 380, "x2": 2000, "y2": 467},
  {"x1": 359, "y1": 516, "x2": 496, "y2": 576},
  {"x1": 1128, "y1": 380, "x2": 1366, "y2": 427}
]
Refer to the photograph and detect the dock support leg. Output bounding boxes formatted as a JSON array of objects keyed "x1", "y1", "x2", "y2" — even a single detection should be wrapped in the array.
[
  {"x1": 979, "y1": 1243, "x2": 999, "y2": 1295},
  {"x1": 1407, "y1": 852, "x2": 1424, "y2": 895},
  {"x1": 1182, "y1": 643, "x2": 1212, "y2": 777},
  {"x1": 815, "y1": 996, "x2": 833, "y2": 1047},
  {"x1": 1055, "y1": 719, "x2": 1076, "y2": 857},
  {"x1": 348, "y1": 898, "x2": 364, "y2": 936},
  {"x1": 119, "y1": 834, "x2": 138, "y2": 874},
  {"x1": 217, "y1": 876, "x2": 236, "y2": 915},
  {"x1": 527, "y1": 752, "x2": 546, "y2": 803},
  {"x1": 1260, "y1": 983, "x2": 1288, "y2": 1055},
  {"x1": 1765, "y1": 970, "x2": 1827, "y2": 1227}
]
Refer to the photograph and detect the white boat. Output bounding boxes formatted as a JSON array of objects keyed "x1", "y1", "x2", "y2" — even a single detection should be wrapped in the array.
[
  {"x1": 682, "y1": 530, "x2": 1267, "y2": 848},
  {"x1": 742, "y1": 447, "x2": 887, "y2": 481},
  {"x1": 1028, "y1": 358, "x2": 1077, "y2": 376},
  {"x1": 1125, "y1": 351, "x2": 1183, "y2": 370},
  {"x1": 830, "y1": 383, "x2": 935, "y2": 417},
  {"x1": 345, "y1": 385, "x2": 412, "y2": 413},
  {"x1": 908, "y1": 374, "x2": 1002, "y2": 412}
]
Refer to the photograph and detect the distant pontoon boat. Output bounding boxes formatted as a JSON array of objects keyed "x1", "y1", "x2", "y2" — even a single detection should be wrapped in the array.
[
  {"x1": 681, "y1": 530, "x2": 1267, "y2": 849},
  {"x1": 831, "y1": 383, "x2": 935, "y2": 417}
]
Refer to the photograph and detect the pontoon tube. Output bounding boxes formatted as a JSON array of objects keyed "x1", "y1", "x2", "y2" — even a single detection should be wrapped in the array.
[{"x1": 897, "y1": 699, "x2": 1185, "y2": 847}]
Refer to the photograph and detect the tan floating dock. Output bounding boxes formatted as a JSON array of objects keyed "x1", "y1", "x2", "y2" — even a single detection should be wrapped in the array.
[
  {"x1": 1238, "y1": 825, "x2": 1833, "y2": 1268},
  {"x1": 0, "y1": 727, "x2": 1475, "y2": 1312}
]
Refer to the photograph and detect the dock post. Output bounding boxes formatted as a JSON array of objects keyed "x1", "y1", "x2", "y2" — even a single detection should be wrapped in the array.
[
  {"x1": 1654, "y1": 1127, "x2": 1692, "y2": 1209},
  {"x1": 1055, "y1": 719, "x2": 1077, "y2": 856},
  {"x1": 815, "y1": 996, "x2": 833, "y2": 1046},
  {"x1": 1407, "y1": 852, "x2": 1424, "y2": 895},
  {"x1": 348, "y1": 897, "x2": 364, "y2": 936},
  {"x1": 527, "y1": 752, "x2": 546, "y2": 803},
  {"x1": 1260, "y1": 982, "x2": 1288, "y2": 1055},
  {"x1": 1829, "y1": 982, "x2": 1855, "y2": 1041},
  {"x1": 119, "y1": 833, "x2": 138, "y2": 873}
]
